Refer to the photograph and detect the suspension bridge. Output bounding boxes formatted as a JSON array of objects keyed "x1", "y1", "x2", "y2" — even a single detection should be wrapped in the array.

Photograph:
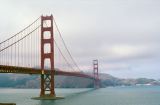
[{"x1": 0, "y1": 15, "x2": 100, "y2": 99}]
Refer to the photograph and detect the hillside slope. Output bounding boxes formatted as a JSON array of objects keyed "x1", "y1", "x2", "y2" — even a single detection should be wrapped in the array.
[{"x1": 0, "y1": 73, "x2": 159, "y2": 88}]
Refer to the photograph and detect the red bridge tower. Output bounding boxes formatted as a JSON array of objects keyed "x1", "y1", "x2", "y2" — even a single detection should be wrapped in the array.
[
  {"x1": 40, "y1": 15, "x2": 55, "y2": 97},
  {"x1": 93, "y1": 59, "x2": 100, "y2": 88}
]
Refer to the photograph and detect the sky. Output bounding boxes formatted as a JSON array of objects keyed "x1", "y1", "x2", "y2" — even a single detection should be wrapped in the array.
[{"x1": 0, "y1": 0, "x2": 160, "y2": 79}]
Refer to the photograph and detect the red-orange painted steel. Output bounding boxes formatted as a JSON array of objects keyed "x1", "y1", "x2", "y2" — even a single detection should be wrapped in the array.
[
  {"x1": 40, "y1": 15, "x2": 55, "y2": 97},
  {"x1": 0, "y1": 65, "x2": 95, "y2": 79}
]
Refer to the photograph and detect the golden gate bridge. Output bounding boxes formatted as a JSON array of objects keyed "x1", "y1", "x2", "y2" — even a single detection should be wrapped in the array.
[{"x1": 0, "y1": 15, "x2": 100, "y2": 99}]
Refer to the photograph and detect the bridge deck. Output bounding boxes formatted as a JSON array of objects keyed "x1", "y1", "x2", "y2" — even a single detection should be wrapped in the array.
[{"x1": 0, "y1": 65, "x2": 94, "y2": 79}]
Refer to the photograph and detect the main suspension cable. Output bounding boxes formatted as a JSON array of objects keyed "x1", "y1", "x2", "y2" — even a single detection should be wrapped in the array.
[
  {"x1": 0, "y1": 17, "x2": 40, "y2": 45},
  {"x1": 53, "y1": 18, "x2": 81, "y2": 72}
]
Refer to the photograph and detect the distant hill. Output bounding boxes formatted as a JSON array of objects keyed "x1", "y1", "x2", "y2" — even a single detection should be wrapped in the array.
[{"x1": 0, "y1": 73, "x2": 159, "y2": 88}]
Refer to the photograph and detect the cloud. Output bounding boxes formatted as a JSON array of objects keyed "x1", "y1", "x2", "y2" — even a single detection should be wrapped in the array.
[{"x1": 0, "y1": 0, "x2": 160, "y2": 79}]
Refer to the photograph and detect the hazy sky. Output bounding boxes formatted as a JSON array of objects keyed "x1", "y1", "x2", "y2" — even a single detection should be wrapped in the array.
[{"x1": 0, "y1": 0, "x2": 160, "y2": 79}]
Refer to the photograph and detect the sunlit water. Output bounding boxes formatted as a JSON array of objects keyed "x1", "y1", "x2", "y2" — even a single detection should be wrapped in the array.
[{"x1": 0, "y1": 86, "x2": 160, "y2": 105}]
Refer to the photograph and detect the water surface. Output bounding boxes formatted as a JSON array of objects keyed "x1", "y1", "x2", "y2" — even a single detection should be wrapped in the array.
[{"x1": 0, "y1": 86, "x2": 160, "y2": 105}]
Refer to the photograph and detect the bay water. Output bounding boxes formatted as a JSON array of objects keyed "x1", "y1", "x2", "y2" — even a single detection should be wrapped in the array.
[{"x1": 0, "y1": 86, "x2": 160, "y2": 105}]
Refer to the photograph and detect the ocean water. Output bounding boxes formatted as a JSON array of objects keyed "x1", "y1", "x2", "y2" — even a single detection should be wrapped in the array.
[{"x1": 0, "y1": 86, "x2": 160, "y2": 105}]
